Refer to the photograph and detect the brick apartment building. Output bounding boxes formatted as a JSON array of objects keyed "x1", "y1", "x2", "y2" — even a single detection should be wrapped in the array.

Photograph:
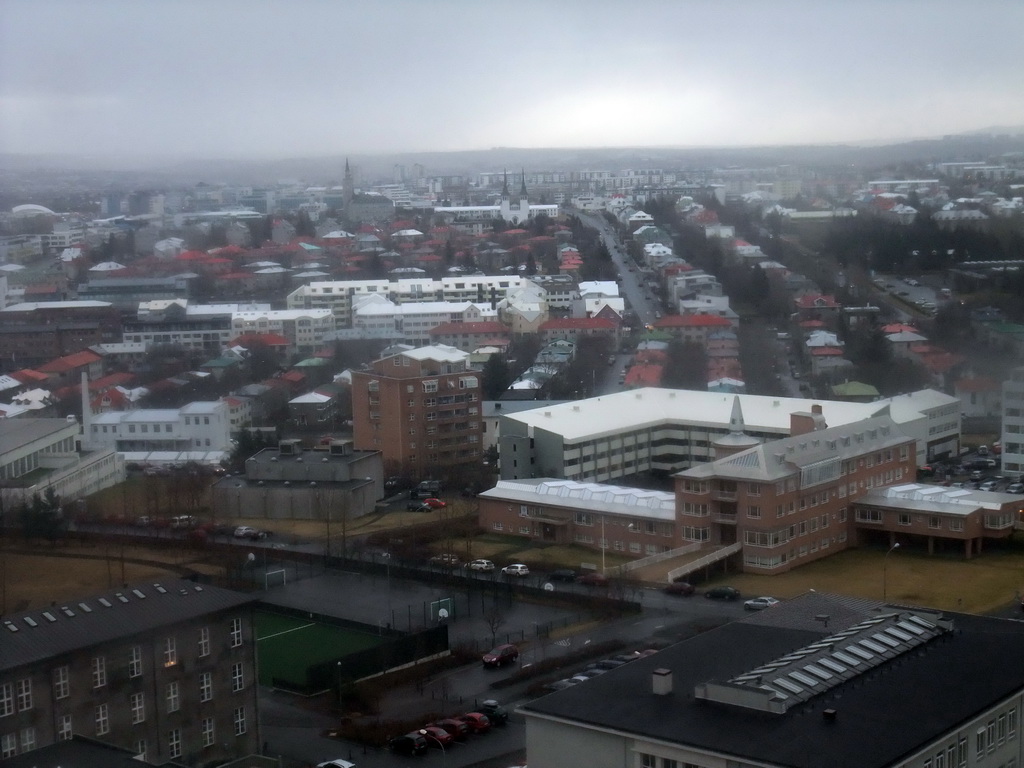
[
  {"x1": 0, "y1": 581, "x2": 260, "y2": 765},
  {"x1": 350, "y1": 344, "x2": 482, "y2": 480},
  {"x1": 675, "y1": 409, "x2": 918, "y2": 574}
]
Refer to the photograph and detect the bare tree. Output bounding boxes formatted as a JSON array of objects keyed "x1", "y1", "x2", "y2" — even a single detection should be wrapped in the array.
[{"x1": 484, "y1": 606, "x2": 507, "y2": 646}]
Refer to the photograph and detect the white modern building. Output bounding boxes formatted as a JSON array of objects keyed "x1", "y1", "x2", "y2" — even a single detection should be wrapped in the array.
[
  {"x1": 498, "y1": 387, "x2": 960, "y2": 483},
  {"x1": 230, "y1": 307, "x2": 335, "y2": 354},
  {"x1": 0, "y1": 417, "x2": 124, "y2": 511},
  {"x1": 1001, "y1": 366, "x2": 1024, "y2": 479},
  {"x1": 347, "y1": 296, "x2": 498, "y2": 345},
  {"x1": 287, "y1": 275, "x2": 527, "y2": 326}
]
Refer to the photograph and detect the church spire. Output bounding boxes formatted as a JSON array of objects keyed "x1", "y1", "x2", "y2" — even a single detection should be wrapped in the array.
[
  {"x1": 519, "y1": 167, "x2": 528, "y2": 198},
  {"x1": 501, "y1": 168, "x2": 510, "y2": 198},
  {"x1": 729, "y1": 395, "x2": 745, "y2": 435}
]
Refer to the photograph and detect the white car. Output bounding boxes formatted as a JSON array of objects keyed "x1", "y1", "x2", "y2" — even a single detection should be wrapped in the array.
[
  {"x1": 318, "y1": 761, "x2": 356, "y2": 768},
  {"x1": 468, "y1": 559, "x2": 495, "y2": 572},
  {"x1": 744, "y1": 596, "x2": 780, "y2": 611},
  {"x1": 501, "y1": 563, "x2": 530, "y2": 577}
]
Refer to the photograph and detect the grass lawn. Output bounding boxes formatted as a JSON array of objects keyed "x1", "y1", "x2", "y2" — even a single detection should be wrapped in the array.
[{"x1": 706, "y1": 545, "x2": 1024, "y2": 614}]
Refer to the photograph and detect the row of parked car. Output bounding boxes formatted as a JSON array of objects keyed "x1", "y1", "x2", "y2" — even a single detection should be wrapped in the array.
[
  {"x1": 662, "y1": 582, "x2": 781, "y2": 610},
  {"x1": 384, "y1": 700, "x2": 509, "y2": 756},
  {"x1": 544, "y1": 649, "x2": 659, "y2": 692}
]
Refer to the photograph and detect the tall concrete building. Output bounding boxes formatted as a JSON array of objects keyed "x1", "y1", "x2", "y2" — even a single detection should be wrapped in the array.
[
  {"x1": 350, "y1": 344, "x2": 482, "y2": 480},
  {"x1": 1001, "y1": 366, "x2": 1024, "y2": 479}
]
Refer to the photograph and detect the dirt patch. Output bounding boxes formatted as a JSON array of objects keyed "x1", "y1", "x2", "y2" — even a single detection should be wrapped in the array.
[{"x1": 0, "y1": 544, "x2": 217, "y2": 612}]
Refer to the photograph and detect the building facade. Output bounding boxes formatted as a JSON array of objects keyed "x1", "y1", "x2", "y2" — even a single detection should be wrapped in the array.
[
  {"x1": 521, "y1": 593, "x2": 1024, "y2": 768},
  {"x1": 0, "y1": 581, "x2": 260, "y2": 765},
  {"x1": 351, "y1": 344, "x2": 482, "y2": 479},
  {"x1": 1001, "y1": 366, "x2": 1024, "y2": 479}
]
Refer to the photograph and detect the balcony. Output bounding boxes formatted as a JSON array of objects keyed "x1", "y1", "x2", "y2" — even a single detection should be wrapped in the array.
[
  {"x1": 713, "y1": 511, "x2": 737, "y2": 525},
  {"x1": 711, "y1": 489, "x2": 737, "y2": 502}
]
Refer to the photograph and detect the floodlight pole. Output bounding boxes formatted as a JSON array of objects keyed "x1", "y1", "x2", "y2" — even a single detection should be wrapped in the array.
[{"x1": 601, "y1": 514, "x2": 606, "y2": 575}]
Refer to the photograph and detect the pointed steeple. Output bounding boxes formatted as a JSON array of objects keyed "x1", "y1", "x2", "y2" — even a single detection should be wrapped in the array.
[
  {"x1": 712, "y1": 395, "x2": 761, "y2": 459},
  {"x1": 729, "y1": 395, "x2": 745, "y2": 434},
  {"x1": 501, "y1": 169, "x2": 510, "y2": 198},
  {"x1": 519, "y1": 167, "x2": 528, "y2": 198}
]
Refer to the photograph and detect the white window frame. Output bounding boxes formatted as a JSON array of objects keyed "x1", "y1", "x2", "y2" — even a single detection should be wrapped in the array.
[
  {"x1": 129, "y1": 645, "x2": 143, "y2": 678},
  {"x1": 233, "y1": 706, "x2": 247, "y2": 736},
  {"x1": 92, "y1": 656, "x2": 107, "y2": 688},
  {"x1": 131, "y1": 691, "x2": 145, "y2": 724},
  {"x1": 168, "y1": 728, "x2": 182, "y2": 759},
  {"x1": 54, "y1": 665, "x2": 70, "y2": 700},
  {"x1": 200, "y1": 671, "x2": 213, "y2": 702},
  {"x1": 230, "y1": 617, "x2": 243, "y2": 647},
  {"x1": 232, "y1": 662, "x2": 245, "y2": 692},
  {"x1": 202, "y1": 716, "x2": 215, "y2": 747},
  {"x1": 96, "y1": 703, "x2": 110, "y2": 736},
  {"x1": 15, "y1": 678, "x2": 31, "y2": 711},
  {"x1": 164, "y1": 636, "x2": 177, "y2": 667},
  {"x1": 199, "y1": 626, "x2": 210, "y2": 657},
  {"x1": 166, "y1": 681, "x2": 180, "y2": 713},
  {"x1": 58, "y1": 714, "x2": 73, "y2": 741}
]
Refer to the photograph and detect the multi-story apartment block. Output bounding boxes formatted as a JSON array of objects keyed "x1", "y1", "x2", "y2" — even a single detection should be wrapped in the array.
[
  {"x1": 230, "y1": 308, "x2": 334, "y2": 355},
  {"x1": 1002, "y1": 366, "x2": 1024, "y2": 479},
  {"x1": 0, "y1": 581, "x2": 260, "y2": 765},
  {"x1": 0, "y1": 301, "x2": 123, "y2": 369},
  {"x1": 351, "y1": 345, "x2": 482, "y2": 479},
  {"x1": 676, "y1": 412, "x2": 917, "y2": 574},
  {"x1": 287, "y1": 276, "x2": 527, "y2": 327},
  {"x1": 348, "y1": 297, "x2": 497, "y2": 345}
]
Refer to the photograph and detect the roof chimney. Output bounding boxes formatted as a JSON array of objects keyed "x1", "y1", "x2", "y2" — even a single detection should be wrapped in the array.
[
  {"x1": 823, "y1": 708, "x2": 838, "y2": 723},
  {"x1": 812, "y1": 403, "x2": 823, "y2": 415},
  {"x1": 652, "y1": 668, "x2": 672, "y2": 696}
]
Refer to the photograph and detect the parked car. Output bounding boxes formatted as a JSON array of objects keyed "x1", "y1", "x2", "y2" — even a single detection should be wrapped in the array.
[
  {"x1": 317, "y1": 760, "x2": 356, "y2": 768},
  {"x1": 664, "y1": 581, "x2": 695, "y2": 596},
  {"x1": 134, "y1": 516, "x2": 151, "y2": 527},
  {"x1": 406, "y1": 501, "x2": 433, "y2": 512},
  {"x1": 422, "y1": 498, "x2": 447, "y2": 508},
  {"x1": 978, "y1": 480, "x2": 998, "y2": 492},
  {"x1": 477, "y1": 699, "x2": 508, "y2": 725},
  {"x1": 744, "y1": 596, "x2": 780, "y2": 611},
  {"x1": 233, "y1": 525, "x2": 266, "y2": 539},
  {"x1": 457, "y1": 712, "x2": 492, "y2": 733},
  {"x1": 428, "y1": 718, "x2": 469, "y2": 741},
  {"x1": 576, "y1": 572, "x2": 609, "y2": 587},
  {"x1": 1007, "y1": 483, "x2": 1024, "y2": 494},
  {"x1": 419, "y1": 726, "x2": 453, "y2": 748},
  {"x1": 482, "y1": 644, "x2": 519, "y2": 668},
  {"x1": 705, "y1": 585, "x2": 741, "y2": 601},
  {"x1": 547, "y1": 569, "x2": 577, "y2": 582},
  {"x1": 467, "y1": 559, "x2": 495, "y2": 572},
  {"x1": 430, "y1": 553, "x2": 460, "y2": 568},
  {"x1": 501, "y1": 563, "x2": 530, "y2": 577},
  {"x1": 388, "y1": 732, "x2": 428, "y2": 756},
  {"x1": 593, "y1": 658, "x2": 628, "y2": 670}
]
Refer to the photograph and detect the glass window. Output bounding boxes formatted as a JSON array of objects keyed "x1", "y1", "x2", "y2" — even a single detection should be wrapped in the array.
[
  {"x1": 58, "y1": 714, "x2": 72, "y2": 741},
  {"x1": 96, "y1": 703, "x2": 110, "y2": 736},
  {"x1": 129, "y1": 645, "x2": 143, "y2": 677},
  {"x1": 164, "y1": 636, "x2": 177, "y2": 667},
  {"x1": 131, "y1": 692, "x2": 145, "y2": 724},
  {"x1": 232, "y1": 662, "x2": 244, "y2": 692},
  {"x1": 168, "y1": 728, "x2": 182, "y2": 759},
  {"x1": 200, "y1": 672, "x2": 213, "y2": 702},
  {"x1": 234, "y1": 706, "x2": 247, "y2": 736},
  {"x1": 230, "y1": 617, "x2": 243, "y2": 647},
  {"x1": 92, "y1": 656, "x2": 106, "y2": 688},
  {"x1": 202, "y1": 716, "x2": 215, "y2": 747},
  {"x1": 166, "y1": 681, "x2": 180, "y2": 713},
  {"x1": 15, "y1": 679, "x2": 31, "y2": 711}
]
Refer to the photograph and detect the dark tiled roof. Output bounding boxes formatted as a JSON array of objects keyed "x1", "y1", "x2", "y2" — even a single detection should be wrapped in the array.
[
  {"x1": 521, "y1": 593, "x2": 1024, "y2": 768},
  {"x1": 1, "y1": 580, "x2": 257, "y2": 671}
]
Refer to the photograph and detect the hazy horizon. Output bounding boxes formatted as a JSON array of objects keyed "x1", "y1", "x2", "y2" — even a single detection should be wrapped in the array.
[{"x1": 3, "y1": 0, "x2": 1024, "y2": 160}]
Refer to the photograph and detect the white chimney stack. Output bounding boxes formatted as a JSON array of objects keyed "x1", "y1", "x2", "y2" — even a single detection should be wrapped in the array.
[{"x1": 652, "y1": 668, "x2": 672, "y2": 696}]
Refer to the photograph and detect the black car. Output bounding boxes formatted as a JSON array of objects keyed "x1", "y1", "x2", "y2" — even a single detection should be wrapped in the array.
[
  {"x1": 389, "y1": 732, "x2": 428, "y2": 756},
  {"x1": 477, "y1": 699, "x2": 508, "y2": 725},
  {"x1": 548, "y1": 569, "x2": 577, "y2": 582},
  {"x1": 705, "y1": 585, "x2": 741, "y2": 601}
]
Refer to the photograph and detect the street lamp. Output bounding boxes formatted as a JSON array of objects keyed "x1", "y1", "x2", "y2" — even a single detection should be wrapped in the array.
[
  {"x1": 600, "y1": 514, "x2": 606, "y2": 574},
  {"x1": 883, "y1": 542, "x2": 900, "y2": 602}
]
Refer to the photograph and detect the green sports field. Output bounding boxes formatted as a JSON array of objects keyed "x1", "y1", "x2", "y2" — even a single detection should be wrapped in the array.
[{"x1": 255, "y1": 610, "x2": 386, "y2": 688}]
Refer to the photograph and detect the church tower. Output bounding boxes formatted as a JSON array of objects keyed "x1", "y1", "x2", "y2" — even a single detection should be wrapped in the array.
[{"x1": 342, "y1": 158, "x2": 354, "y2": 209}]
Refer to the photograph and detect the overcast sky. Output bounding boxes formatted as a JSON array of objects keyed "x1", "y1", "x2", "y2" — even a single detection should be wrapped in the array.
[{"x1": 2, "y1": 0, "x2": 1023, "y2": 159}]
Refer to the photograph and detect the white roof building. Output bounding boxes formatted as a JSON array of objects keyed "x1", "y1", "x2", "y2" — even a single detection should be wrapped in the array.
[{"x1": 497, "y1": 387, "x2": 960, "y2": 483}]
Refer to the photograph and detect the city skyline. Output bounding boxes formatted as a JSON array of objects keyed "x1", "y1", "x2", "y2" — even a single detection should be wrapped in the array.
[{"x1": 2, "y1": 0, "x2": 1024, "y2": 160}]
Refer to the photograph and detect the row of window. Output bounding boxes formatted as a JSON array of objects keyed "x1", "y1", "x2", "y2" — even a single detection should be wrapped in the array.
[
  {"x1": 0, "y1": 707, "x2": 250, "y2": 760},
  {"x1": 1, "y1": 620, "x2": 244, "y2": 717}
]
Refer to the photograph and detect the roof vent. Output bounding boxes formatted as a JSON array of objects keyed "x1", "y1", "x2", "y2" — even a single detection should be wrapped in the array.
[
  {"x1": 652, "y1": 668, "x2": 673, "y2": 696},
  {"x1": 23, "y1": 616, "x2": 38, "y2": 627},
  {"x1": 823, "y1": 708, "x2": 838, "y2": 723}
]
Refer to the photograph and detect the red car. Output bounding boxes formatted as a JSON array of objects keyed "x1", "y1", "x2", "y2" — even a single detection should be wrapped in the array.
[
  {"x1": 419, "y1": 726, "x2": 454, "y2": 748},
  {"x1": 577, "y1": 572, "x2": 609, "y2": 587},
  {"x1": 482, "y1": 643, "x2": 519, "y2": 668},
  {"x1": 422, "y1": 498, "x2": 447, "y2": 508},
  {"x1": 457, "y1": 712, "x2": 492, "y2": 734},
  {"x1": 428, "y1": 719, "x2": 469, "y2": 741}
]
